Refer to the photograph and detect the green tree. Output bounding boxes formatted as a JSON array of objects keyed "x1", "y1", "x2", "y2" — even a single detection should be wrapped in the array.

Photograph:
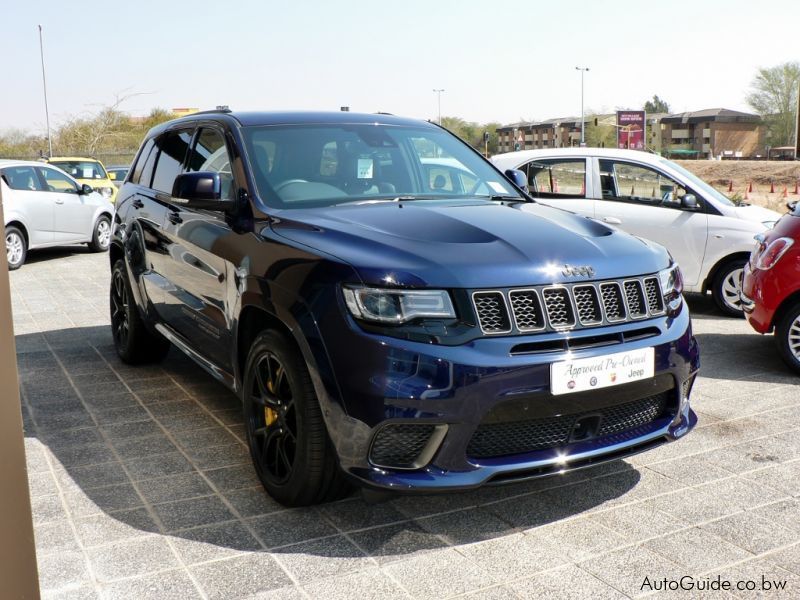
[
  {"x1": 643, "y1": 95, "x2": 670, "y2": 114},
  {"x1": 584, "y1": 114, "x2": 616, "y2": 148},
  {"x1": 746, "y1": 61, "x2": 800, "y2": 146}
]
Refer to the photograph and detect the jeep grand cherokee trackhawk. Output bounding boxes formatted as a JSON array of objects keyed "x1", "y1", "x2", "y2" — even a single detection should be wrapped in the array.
[{"x1": 110, "y1": 110, "x2": 698, "y2": 506}]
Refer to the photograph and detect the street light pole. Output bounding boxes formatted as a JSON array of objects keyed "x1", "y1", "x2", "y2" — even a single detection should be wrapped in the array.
[
  {"x1": 575, "y1": 66, "x2": 589, "y2": 146},
  {"x1": 433, "y1": 89, "x2": 445, "y2": 125},
  {"x1": 38, "y1": 25, "x2": 53, "y2": 157}
]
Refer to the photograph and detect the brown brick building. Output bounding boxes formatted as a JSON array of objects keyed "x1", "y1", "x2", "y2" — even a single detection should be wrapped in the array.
[
  {"x1": 660, "y1": 108, "x2": 765, "y2": 159},
  {"x1": 496, "y1": 117, "x2": 586, "y2": 153}
]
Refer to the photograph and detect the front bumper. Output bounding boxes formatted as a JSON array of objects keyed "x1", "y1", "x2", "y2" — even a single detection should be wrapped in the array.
[
  {"x1": 322, "y1": 303, "x2": 699, "y2": 492},
  {"x1": 741, "y1": 263, "x2": 776, "y2": 333}
]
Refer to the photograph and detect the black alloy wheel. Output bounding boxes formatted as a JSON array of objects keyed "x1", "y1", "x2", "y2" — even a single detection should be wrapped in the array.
[
  {"x1": 248, "y1": 351, "x2": 298, "y2": 485},
  {"x1": 243, "y1": 330, "x2": 350, "y2": 506},
  {"x1": 110, "y1": 259, "x2": 170, "y2": 364}
]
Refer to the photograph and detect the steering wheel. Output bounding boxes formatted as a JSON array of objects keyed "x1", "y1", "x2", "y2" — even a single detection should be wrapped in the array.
[{"x1": 274, "y1": 179, "x2": 309, "y2": 191}]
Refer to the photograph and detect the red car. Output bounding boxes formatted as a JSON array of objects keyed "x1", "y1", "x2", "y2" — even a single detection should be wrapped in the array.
[{"x1": 741, "y1": 202, "x2": 800, "y2": 373}]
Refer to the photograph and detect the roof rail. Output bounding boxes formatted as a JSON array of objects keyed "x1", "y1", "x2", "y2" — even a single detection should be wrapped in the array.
[{"x1": 186, "y1": 106, "x2": 233, "y2": 116}]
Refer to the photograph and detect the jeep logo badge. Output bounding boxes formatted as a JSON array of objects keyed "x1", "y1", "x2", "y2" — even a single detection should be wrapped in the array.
[{"x1": 562, "y1": 264, "x2": 595, "y2": 278}]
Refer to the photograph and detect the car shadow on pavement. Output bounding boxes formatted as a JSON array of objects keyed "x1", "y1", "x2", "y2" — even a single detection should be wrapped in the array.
[
  {"x1": 22, "y1": 245, "x2": 96, "y2": 266},
  {"x1": 19, "y1": 325, "x2": 641, "y2": 562}
]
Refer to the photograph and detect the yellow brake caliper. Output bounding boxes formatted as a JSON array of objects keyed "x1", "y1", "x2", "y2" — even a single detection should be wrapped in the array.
[{"x1": 264, "y1": 376, "x2": 278, "y2": 426}]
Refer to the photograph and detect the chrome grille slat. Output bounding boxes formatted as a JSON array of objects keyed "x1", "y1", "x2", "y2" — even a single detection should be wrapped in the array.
[
  {"x1": 472, "y1": 291, "x2": 512, "y2": 334},
  {"x1": 644, "y1": 277, "x2": 665, "y2": 315},
  {"x1": 599, "y1": 282, "x2": 626, "y2": 322},
  {"x1": 573, "y1": 285, "x2": 602, "y2": 325},
  {"x1": 542, "y1": 287, "x2": 576, "y2": 328},
  {"x1": 509, "y1": 289, "x2": 545, "y2": 331},
  {"x1": 471, "y1": 275, "x2": 665, "y2": 336},
  {"x1": 623, "y1": 280, "x2": 647, "y2": 319}
]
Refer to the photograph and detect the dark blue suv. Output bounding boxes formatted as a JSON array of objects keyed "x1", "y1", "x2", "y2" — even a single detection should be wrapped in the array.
[{"x1": 110, "y1": 110, "x2": 698, "y2": 506}]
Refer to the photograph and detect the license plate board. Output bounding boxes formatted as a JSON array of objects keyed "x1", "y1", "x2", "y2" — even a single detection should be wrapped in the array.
[{"x1": 550, "y1": 347, "x2": 654, "y2": 395}]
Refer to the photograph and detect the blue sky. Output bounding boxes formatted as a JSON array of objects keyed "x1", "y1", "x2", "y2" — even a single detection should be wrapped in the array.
[{"x1": 2, "y1": 0, "x2": 798, "y2": 133}]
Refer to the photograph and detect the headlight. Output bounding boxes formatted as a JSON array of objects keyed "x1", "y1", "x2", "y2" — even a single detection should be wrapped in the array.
[
  {"x1": 98, "y1": 186, "x2": 113, "y2": 198},
  {"x1": 754, "y1": 237, "x2": 794, "y2": 270},
  {"x1": 658, "y1": 264, "x2": 683, "y2": 313},
  {"x1": 343, "y1": 286, "x2": 456, "y2": 324}
]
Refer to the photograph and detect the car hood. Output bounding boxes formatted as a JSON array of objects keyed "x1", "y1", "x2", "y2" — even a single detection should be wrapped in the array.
[
  {"x1": 733, "y1": 204, "x2": 781, "y2": 224},
  {"x1": 271, "y1": 200, "x2": 671, "y2": 288}
]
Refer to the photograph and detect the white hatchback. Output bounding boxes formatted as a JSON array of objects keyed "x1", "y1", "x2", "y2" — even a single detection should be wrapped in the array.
[
  {"x1": 492, "y1": 148, "x2": 780, "y2": 316},
  {"x1": 1, "y1": 159, "x2": 115, "y2": 270}
]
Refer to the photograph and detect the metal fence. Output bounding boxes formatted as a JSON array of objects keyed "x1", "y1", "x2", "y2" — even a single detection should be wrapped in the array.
[{"x1": 0, "y1": 150, "x2": 139, "y2": 167}]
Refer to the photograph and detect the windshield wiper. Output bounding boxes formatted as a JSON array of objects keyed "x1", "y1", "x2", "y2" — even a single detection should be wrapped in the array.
[
  {"x1": 334, "y1": 195, "x2": 440, "y2": 206},
  {"x1": 478, "y1": 194, "x2": 527, "y2": 202}
]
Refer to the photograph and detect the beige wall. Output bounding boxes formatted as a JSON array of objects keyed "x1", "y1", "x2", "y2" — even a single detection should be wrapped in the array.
[{"x1": 0, "y1": 187, "x2": 41, "y2": 598}]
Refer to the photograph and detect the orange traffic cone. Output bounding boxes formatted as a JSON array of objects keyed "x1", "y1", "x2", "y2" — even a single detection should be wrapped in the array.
[
  {"x1": 783, "y1": 186, "x2": 788, "y2": 198},
  {"x1": 580, "y1": 180, "x2": 585, "y2": 196},
  {"x1": 794, "y1": 180, "x2": 799, "y2": 194},
  {"x1": 727, "y1": 180, "x2": 733, "y2": 192},
  {"x1": 748, "y1": 181, "x2": 753, "y2": 193},
  {"x1": 769, "y1": 181, "x2": 775, "y2": 193}
]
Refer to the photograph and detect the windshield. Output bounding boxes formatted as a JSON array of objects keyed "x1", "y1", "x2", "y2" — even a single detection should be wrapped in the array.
[
  {"x1": 242, "y1": 123, "x2": 520, "y2": 209},
  {"x1": 50, "y1": 160, "x2": 108, "y2": 180},
  {"x1": 657, "y1": 156, "x2": 734, "y2": 206}
]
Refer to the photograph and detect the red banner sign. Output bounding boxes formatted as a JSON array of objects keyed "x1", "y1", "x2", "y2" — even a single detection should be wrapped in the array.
[{"x1": 617, "y1": 111, "x2": 646, "y2": 150}]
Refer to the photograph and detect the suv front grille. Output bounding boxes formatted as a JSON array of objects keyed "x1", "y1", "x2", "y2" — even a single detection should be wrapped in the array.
[
  {"x1": 467, "y1": 392, "x2": 670, "y2": 458},
  {"x1": 472, "y1": 275, "x2": 665, "y2": 335}
]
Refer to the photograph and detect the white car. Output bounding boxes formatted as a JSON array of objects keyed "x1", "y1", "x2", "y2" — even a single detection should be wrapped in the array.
[
  {"x1": 1, "y1": 159, "x2": 114, "y2": 270},
  {"x1": 492, "y1": 148, "x2": 780, "y2": 316}
]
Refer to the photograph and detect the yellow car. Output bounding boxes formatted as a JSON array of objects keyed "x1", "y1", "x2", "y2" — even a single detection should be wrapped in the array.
[{"x1": 46, "y1": 157, "x2": 118, "y2": 203}]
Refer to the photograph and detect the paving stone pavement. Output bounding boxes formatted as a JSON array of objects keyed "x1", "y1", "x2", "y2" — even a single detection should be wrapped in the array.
[{"x1": 10, "y1": 246, "x2": 800, "y2": 599}]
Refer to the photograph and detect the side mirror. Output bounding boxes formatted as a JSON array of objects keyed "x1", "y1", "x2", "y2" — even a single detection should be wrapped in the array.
[
  {"x1": 504, "y1": 169, "x2": 529, "y2": 193},
  {"x1": 171, "y1": 172, "x2": 234, "y2": 211},
  {"x1": 681, "y1": 194, "x2": 699, "y2": 209},
  {"x1": 79, "y1": 184, "x2": 93, "y2": 195},
  {"x1": 787, "y1": 200, "x2": 798, "y2": 212},
  {"x1": 108, "y1": 172, "x2": 117, "y2": 180}
]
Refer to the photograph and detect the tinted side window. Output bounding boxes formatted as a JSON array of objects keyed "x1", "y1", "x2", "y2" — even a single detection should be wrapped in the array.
[
  {"x1": 131, "y1": 138, "x2": 155, "y2": 184},
  {"x1": 1, "y1": 166, "x2": 44, "y2": 191},
  {"x1": 187, "y1": 128, "x2": 234, "y2": 200},
  {"x1": 151, "y1": 129, "x2": 193, "y2": 194},
  {"x1": 525, "y1": 159, "x2": 586, "y2": 198}
]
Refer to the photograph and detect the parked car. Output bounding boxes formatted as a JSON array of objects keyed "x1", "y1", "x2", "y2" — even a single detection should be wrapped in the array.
[
  {"x1": 741, "y1": 200, "x2": 800, "y2": 373},
  {"x1": 1, "y1": 160, "x2": 114, "y2": 270},
  {"x1": 111, "y1": 110, "x2": 698, "y2": 506},
  {"x1": 106, "y1": 166, "x2": 130, "y2": 189},
  {"x1": 46, "y1": 156, "x2": 118, "y2": 204},
  {"x1": 491, "y1": 148, "x2": 781, "y2": 316}
]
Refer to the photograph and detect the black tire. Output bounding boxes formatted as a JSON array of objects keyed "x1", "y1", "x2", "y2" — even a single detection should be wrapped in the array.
[
  {"x1": 243, "y1": 329, "x2": 350, "y2": 506},
  {"x1": 774, "y1": 301, "x2": 800, "y2": 375},
  {"x1": 711, "y1": 259, "x2": 747, "y2": 317},
  {"x1": 89, "y1": 215, "x2": 112, "y2": 252},
  {"x1": 5, "y1": 225, "x2": 27, "y2": 270},
  {"x1": 110, "y1": 259, "x2": 170, "y2": 364}
]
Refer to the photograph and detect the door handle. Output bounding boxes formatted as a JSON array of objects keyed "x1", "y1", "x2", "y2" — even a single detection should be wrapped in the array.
[
  {"x1": 54, "y1": 199, "x2": 64, "y2": 205},
  {"x1": 168, "y1": 212, "x2": 183, "y2": 225},
  {"x1": 132, "y1": 198, "x2": 144, "y2": 209},
  {"x1": 603, "y1": 216, "x2": 622, "y2": 224}
]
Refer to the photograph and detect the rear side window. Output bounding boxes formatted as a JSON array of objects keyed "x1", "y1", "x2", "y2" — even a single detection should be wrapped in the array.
[
  {"x1": 130, "y1": 138, "x2": 155, "y2": 184},
  {"x1": 1, "y1": 166, "x2": 44, "y2": 191},
  {"x1": 151, "y1": 129, "x2": 193, "y2": 194},
  {"x1": 525, "y1": 159, "x2": 586, "y2": 198}
]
